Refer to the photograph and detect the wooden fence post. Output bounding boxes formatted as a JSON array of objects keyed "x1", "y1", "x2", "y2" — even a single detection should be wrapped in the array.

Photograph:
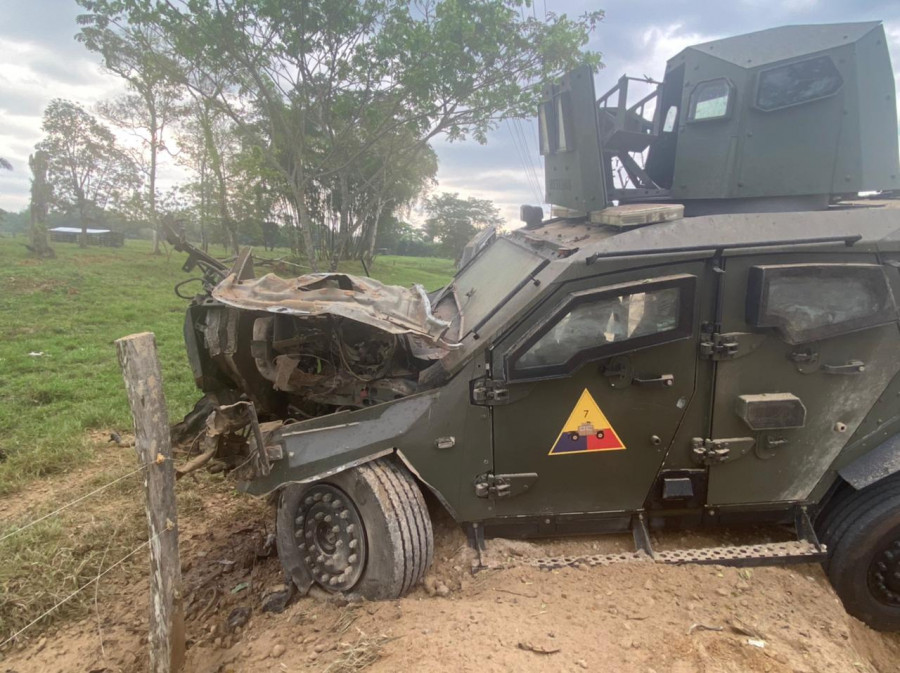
[{"x1": 116, "y1": 332, "x2": 185, "y2": 673}]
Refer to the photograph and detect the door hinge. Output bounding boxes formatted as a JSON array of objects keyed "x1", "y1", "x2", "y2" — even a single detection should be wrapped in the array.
[
  {"x1": 699, "y1": 332, "x2": 766, "y2": 360},
  {"x1": 699, "y1": 332, "x2": 740, "y2": 360},
  {"x1": 691, "y1": 437, "x2": 755, "y2": 465},
  {"x1": 474, "y1": 472, "x2": 538, "y2": 499},
  {"x1": 471, "y1": 377, "x2": 509, "y2": 405}
]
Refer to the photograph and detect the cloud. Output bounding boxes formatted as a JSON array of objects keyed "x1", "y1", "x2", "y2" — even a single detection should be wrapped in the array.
[
  {"x1": 0, "y1": 87, "x2": 47, "y2": 117},
  {"x1": 0, "y1": 0, "x2": 899, "y2": 217},
  {"x1": 0, "y1": 169, "x2": 31, "y2": 212},
  {"x1": 0, "y1": 33, "x2": 127, "y2": 211},
  {"x1": 29, "y1": 55, "x2": 102, "y2": 86},
  {"x1": 0, "y1": 0, "x2": 88, "y2": 60}
]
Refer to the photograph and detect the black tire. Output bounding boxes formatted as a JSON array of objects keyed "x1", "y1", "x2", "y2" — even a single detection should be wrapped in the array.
[
  {"x1": 828, "y1": 489, "x2": 900, "y2": 631},
  {"x1": 276, "y1": 457, "x2": 433, "y2": 600},
  {"x1": 817, "y1": 474, "x2": 900, "y2": 569}
]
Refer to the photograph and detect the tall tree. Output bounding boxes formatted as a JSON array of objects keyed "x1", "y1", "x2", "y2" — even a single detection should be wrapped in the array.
[
  {"x1": 97, "y1": 91, "x2": 181, "y2": 253},
  {"x1": 78, "y1": 24, "x2": 182, "y2": 254},
  {"x1": 175, "y1": 101, "x2": 246, "y2": 253},
  {"x1": 28, "y1": 151, "x2": 55, "y2": 258},
  {"x1": 76, "y1": 0, "x2": 602, "y2": 267},
  {"x1": 36, "y1": 99, "x2": 141, "y2": 246},
  {"x1": 424, "y1": 192, "x2": 503, "y2": 259}
]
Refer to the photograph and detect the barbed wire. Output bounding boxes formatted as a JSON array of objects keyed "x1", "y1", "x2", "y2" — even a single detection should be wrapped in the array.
[
  {"x1": 0, "y1": 457, "x2": 171, "y2": 544},
  {"x1": 0, "y1": 527, "x2": 169, "y2": 649}
]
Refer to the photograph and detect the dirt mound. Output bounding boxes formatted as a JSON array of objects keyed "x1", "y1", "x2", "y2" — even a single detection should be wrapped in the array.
[{"x1": 3, "y1": 490, "x2": 900, "y2": 673}]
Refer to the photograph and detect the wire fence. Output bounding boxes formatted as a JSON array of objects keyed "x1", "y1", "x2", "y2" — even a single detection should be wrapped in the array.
[
  {"x1": 0, "y1": 462, "x2": 151, "y2": 544},
  {"x1": 0, "y1": 527, "x2": 169, "y2": 649},
  {"x1": 0, "y1": 457, "x2": 171, "y2": 647}
]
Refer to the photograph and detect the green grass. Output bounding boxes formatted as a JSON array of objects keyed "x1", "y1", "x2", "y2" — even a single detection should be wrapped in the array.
[
  {"x1": 0, "y1": 483, "x2": 148, "y2": 640},
  {"x1": 0, "y1": 236, "x2": 454, "y2": 496},
  {"x1": 0, "y1": 235, "x2": 453, "y2": 643}
]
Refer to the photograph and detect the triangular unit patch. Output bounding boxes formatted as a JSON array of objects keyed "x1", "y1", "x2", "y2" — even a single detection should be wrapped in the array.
[{"x1": 548, "y1": 388, "x2": 626, "y2": 456}]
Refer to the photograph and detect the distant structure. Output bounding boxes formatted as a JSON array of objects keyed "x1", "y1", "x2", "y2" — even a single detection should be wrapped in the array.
[{"x1": 49, "y1": 227, "x2": 124, "y2": 247}]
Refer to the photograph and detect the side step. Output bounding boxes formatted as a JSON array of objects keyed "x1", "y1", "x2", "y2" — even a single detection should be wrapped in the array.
[
  {"x1": 474, "y1": 507, "x2": 827, "y2": 571},
  {"x1": 532, "y1": 540, "x2": 824, "y2": 571},
  {"x1": 654, "y1": 540, "x2": 824, "y2": 567}
]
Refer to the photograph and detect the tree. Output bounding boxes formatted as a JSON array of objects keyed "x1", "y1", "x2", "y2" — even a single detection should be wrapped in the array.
[
  {"x1": 97, "y1": 91, "x2": 181, "y2": 253},
  {"x1": 175, "y1": 101, "x2": 258, "y2": 253},
  {"x1": 36, "y1": 99, "x2": 141, "y2": 246},
  {"x1": 76, "y1": 0, "x2": 602, "y2": 267},
  {"x1": 423, "y1": 192, "x2": 503, "y2": 259},
  {"x1": 27, "y1": 151, "x2": 55, "y2": 258},
  {"x1": 317, "y1": 119, "x2": 439, "y2": 267},
  {"x1": 78, "y1": 23, "x2": 183, "y2": 254}
]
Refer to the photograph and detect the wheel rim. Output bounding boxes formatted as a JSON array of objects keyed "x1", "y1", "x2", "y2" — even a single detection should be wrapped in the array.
[
  {"x1": 867, "y1": 538, "x2": 900, "y2": 605},
  {"x1": 294, "y1": 484, "x2": 367, "y2": 592}
]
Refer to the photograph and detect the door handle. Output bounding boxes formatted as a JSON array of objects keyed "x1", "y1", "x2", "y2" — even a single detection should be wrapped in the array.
[
  {"x1": 632, "y1": 374, "x2": 675, "y2": 388},
  {"x1": 822, "y1": 360, "x2": 866, "y2": 375}
]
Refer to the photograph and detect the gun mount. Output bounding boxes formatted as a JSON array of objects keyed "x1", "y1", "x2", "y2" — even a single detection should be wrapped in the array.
[{"x1": 540, "y1": 22, "x2": 899, "y2": 217}]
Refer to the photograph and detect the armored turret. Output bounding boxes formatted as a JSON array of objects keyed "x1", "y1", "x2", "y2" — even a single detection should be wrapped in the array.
[{"x1": 540, "y1": 22, "x2": 899, "y2": 217}]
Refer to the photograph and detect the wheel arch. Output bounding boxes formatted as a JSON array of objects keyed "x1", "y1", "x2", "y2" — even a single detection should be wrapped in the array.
[
  {"x1": 838, "y1": 433, "x2": 900, "y2": 491},
  {"x1": 395, "y1": 449, "x2": 460, "y2": 522},
  {"x1": 264, "y1": 448, "x2": 459, "y2": 524}
]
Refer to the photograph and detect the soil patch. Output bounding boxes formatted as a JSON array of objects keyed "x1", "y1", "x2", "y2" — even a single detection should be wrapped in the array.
[{"x1": 3, "y1": 490, "x2": 900, "y2": 673}]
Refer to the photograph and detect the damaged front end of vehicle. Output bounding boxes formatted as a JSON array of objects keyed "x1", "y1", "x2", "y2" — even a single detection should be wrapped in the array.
[{"x1": 166, "y1": 231, "x2": 460, "y2": 485}]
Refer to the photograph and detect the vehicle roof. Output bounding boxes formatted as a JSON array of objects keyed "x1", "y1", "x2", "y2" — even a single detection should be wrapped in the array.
[
  {"x1": 673, "y1": 21, "x2": 881, "y2": 68},
  {"x1": 512, "y1": 204, "x2": 900, "y2": 262}
]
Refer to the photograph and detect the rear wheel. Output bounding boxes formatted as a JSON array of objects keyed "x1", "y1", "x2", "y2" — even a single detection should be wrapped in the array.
[
  {"x1": 276, "y1": 457, "x2": 433, "y2": 600},
  {"x1": 816, "y1": 474, "x2": 900, "y2": 570},
  {"x1": 827, "y1": 487, "x2": 900, "y2": 631}
]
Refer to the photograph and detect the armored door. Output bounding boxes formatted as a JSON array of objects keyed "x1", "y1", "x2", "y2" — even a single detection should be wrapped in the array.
[
  {"x1": 706, "y1": 252, "x2": 900, "y2": 505},
  {"x1": 489, "y1": 262, "x2": 708, "y2": 519}
]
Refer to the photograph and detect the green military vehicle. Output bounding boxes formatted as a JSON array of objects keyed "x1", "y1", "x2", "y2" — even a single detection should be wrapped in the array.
[{"x1": 168, "y1": 22, "x2": 900, "y2": 630}]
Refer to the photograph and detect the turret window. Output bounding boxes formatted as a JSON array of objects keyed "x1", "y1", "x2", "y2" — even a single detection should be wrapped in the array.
[
  {"x1": 687, "y1": 79, "x2": 734, "y2": 122},
  {"x1": 755, "y1": 56, "x2": 843, "y2": 111}
]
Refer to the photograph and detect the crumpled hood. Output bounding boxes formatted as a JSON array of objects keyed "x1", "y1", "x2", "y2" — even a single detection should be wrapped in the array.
[{"x1": 212, "y1": 272, "x2": 451, "y2": 342}]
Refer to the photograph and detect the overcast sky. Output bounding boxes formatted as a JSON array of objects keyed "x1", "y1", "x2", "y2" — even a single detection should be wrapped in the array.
[{"x1": 1, "y1": 0, "x2": 898, "y2": 223}]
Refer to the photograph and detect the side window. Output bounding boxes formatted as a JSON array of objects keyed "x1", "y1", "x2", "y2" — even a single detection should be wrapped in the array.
[
  {"x1": 662, "y1": 105, "x2": 678, "y2": 132},
  {"x1": 538, "y1": 92, "x2": 574, "y2": 155},
  {"x1": 687, "y1": 79, "x2": 733, "y2": 122},
  {"x1": 508, "y1": 276, "x2": 696, "y2": 380},
  {"x1": 538, "y1": 101, "x2": 552, "y2": 155},
  {"x1": 746, "y1": 264, "x2": 897, "y2": 344},
  {"x1": 755, "y1": 56, "x2": 842, "y2": 111}
]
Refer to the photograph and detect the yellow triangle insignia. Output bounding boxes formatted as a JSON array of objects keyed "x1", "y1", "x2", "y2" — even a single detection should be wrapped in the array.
[{"x1": 548, "y1": 389, "x2": 626, "y2": 456}]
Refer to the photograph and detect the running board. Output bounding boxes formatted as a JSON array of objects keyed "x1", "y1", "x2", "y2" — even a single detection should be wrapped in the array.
[
  {"x1": 653, "y1": 540, "x2": 825, "y2": 566},
  {"x1": 474, "y1": 507, "x2": 827, "y2": 571},
  {"x1": 530, "y1": 540, "x2": 824, "y2": 571}
]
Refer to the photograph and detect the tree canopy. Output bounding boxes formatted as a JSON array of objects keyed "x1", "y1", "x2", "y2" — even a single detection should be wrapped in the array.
[
  {"x1": 424, "y1": 192, "x2": 503, "y2": 259},
  {"x1": 35, "y1": 99, "x2": 141, "y2": 244},
  {"x1": 76, "y1": 0, "x2": 602, "y2": 263}
]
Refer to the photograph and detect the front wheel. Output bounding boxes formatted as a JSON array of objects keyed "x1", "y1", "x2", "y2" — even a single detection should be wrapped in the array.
[
  {"x1": 828, "y1": 489, "x2": 900, "y2": 631},
  {"x1": 276, "y1": 457, "x2": 434, "y2": 600}
]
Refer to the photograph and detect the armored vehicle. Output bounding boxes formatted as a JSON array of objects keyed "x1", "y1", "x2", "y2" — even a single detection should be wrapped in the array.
[{"x1": 168, "y1": 22, "x2": 900, "y2": 630}]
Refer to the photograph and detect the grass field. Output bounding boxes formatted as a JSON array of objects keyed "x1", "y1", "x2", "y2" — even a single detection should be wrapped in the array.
[
  {"x1": 0, "y1": 236, "x2": 454, "y2": 496},
  {"x1": 0, "y1": 234, "x2": 454, "y2": 641}
]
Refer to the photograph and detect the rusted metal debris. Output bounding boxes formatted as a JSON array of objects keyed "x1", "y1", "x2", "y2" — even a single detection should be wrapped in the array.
[{"x1": 166, "y1": 230, "x2": 460, "y2": 482}]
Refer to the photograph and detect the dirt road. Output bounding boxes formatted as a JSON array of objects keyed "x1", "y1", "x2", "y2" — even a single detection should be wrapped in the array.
[{"x1": 3, "y1": 482, "x2": 900, "y2": 673}]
